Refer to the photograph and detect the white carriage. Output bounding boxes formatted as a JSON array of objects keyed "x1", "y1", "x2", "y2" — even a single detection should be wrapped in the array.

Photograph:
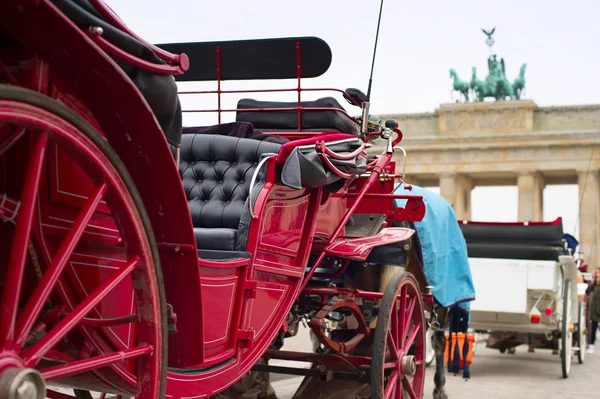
[{"x1": 458, "y1": 218, "x2": 587, "y2": 378}]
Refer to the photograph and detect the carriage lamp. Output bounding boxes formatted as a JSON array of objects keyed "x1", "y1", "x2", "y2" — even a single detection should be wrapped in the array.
[{"x1": 530, "y1": 308, "x2": 542, "y2": 324}]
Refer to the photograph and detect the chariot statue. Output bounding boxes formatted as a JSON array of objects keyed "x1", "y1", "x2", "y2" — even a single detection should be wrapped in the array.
[{"x1": 450, "y1": 27, "x2": 527, "y2": 102}]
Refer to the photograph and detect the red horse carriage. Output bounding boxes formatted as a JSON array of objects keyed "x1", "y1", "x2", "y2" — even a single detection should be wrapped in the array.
[{"x1": 0, "y1": 1, "x2": 432, "y2": 398}]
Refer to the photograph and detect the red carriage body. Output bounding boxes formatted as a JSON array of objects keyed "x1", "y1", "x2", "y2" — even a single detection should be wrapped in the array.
[{"x1": 0, "y1": 1, "x2": 430, "y2": 398}]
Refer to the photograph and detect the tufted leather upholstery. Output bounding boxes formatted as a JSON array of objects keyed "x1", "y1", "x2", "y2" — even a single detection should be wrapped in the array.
[{"x1": 179, "y1": 134, "x2": 282, "y2": 251}]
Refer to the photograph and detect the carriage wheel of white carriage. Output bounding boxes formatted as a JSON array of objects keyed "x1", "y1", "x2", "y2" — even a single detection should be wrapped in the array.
[
  {"x1": 576, "y1": 299, "x2": 586, "y2": 364},
  {"x1": 561, "y1": 279, "x2": 573, "y2": 378}
]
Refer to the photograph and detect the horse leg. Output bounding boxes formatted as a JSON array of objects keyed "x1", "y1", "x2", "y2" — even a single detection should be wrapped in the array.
[
  {"x1": 431, "y1": 304, "x2": 449, "y2": 399},
  {"x1": 433, "y1": 329, "x2": 449, "y2": 399}
]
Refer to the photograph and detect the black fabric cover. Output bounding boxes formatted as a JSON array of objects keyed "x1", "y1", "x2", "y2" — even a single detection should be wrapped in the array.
[
  {"x1": 51, "y1": 0, "x2": 183, "y2": 148},
  {"x1": 459, "y1": 220, "x2": 565, "y2": 247},
  {"x1": 458, "y1": 220, "x2": 567, "y2": 260},
  {"x1": 236, "y1": 97, "x2": 359, "y2": 135},
  {"x1": 179, "y1": 134, "x2": 281, "y2": 251},
  {"x1": 280, "y1": 139, "x2": 367, "y2": 191},
  {"x1": 343, "y1": 88, "x2": 368, "y2": 106},
  {"x1": 365, "y1": 239, "x2": 410, "y2": 266},
  {"x1": 362, "y1": 218, "x2": 421, "y2": 267},
  {"x1": 465, "y1": 243, "x2": 567, "y2": 261}
]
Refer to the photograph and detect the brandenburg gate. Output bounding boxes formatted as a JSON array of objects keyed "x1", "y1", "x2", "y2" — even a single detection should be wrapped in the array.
[
  {"x1": 377, "y1": 100, "x2": 600, "y2": 268},
  {"x1": 374, "y1": 28, "x2": 600, "y2": 267}
]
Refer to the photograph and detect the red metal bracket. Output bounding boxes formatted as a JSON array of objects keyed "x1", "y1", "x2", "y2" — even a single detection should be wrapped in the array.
[
  {"x1": 393, "y1": 198, "x2": 426, "y2": 223},
  {"x1": 236, "y1": 328, "x2": 256, "y2": 349},
  {"x1": 245, "y1": 280, "x2": 259, "y2": 299}
]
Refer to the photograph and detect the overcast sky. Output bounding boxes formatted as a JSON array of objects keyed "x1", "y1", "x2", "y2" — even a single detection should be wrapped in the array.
[{"x1": 105, "y1": 0, "x2": 599, "y2": 238}]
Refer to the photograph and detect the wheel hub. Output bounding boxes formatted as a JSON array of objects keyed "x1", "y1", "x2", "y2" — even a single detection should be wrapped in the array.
[
  {"x1": 0, "y1": 368, "x2": 46, "y2": 399},
  {"x1": 401, "y1": 355, "x2": 417, "y2": 376}
]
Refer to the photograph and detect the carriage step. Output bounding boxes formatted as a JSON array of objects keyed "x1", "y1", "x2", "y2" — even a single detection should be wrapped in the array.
[{"x1": 325, "y1": 227, "x2": 415, "y2": 261}]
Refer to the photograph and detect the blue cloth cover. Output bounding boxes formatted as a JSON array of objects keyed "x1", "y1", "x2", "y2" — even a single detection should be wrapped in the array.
[{"x1": 394, "y1": 184, "x2": 476, "y2": 312}]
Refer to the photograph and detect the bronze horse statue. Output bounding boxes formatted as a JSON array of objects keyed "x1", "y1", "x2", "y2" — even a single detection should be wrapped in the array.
[
  {"x1": 512, "y1": 63, "x2": 527, "y2": 100},
  {"x1": 450, "y1": 68, "x2": 470, "y2": 102}
]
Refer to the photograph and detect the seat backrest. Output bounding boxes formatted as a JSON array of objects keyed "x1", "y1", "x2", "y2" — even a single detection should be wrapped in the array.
[{"x1": 179, "y1": 134, "x2": 282, "y2": 230}]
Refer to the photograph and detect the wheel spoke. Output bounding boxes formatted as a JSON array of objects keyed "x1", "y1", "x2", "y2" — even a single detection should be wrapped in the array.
[
  {"x1": 384, "y1": 370, "x2": 398, "y2": 399},
  {"x1": 387, "y1": 330, "x2": 399, "y2": 360},
  {"x1": 397, "y1": 286, "x2": 407, "y2": 350},
  {"x1": 391, "y1": 299, "x2": 399, "y2": 340},
  {"x1": 41, "y1": 344, "x2": 152, "y2": 380},
  {"x1": 15, "y1": 182, "x2": 108, "y2": 349},
  {"x1": 404, "y1": 323, "x2": 421, "y2": 351},
  {"x1": 81, "y1": 314, "x2": 138, "y2": 327},
  {"x1": 402, "y1": 376, "x2": 417, "y2": 399},
  {"x1": 22, "y1": 257, "x2": 141, "y2": 367},
  {"x1": 0, "y1": 132, "x2": 47, "y2": 349},
  {"x1": 402, "y1": 298, "x2": 416, "y2": 342},
  {"x1": 0, "y1": 127, "x2": 26, "y2": 157}
]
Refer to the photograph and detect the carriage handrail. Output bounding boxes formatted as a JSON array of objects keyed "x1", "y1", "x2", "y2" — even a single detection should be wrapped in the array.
[
  {"x1": 393, "y1": 146, "x2": 407, "y2": 181},
  {"x1": 184, "y1": 106, "x2": 356, "y2": 122},
  {"x1": 177, "y1": 38, "x2": 362, "y2": 126},
  {"x1": 179, "y1": 87, "x2": 358, "y2": 100},
  {"x1": 180, "y1": 89, "x2": 360, "y2": 132},
  {"x1": 247, "y1": 154, "x2": 278, "y2": 220},
  {"x1": 88, "y1": 27, "x2": 189, "y2": 75},
  {"x1": 88, "y1": 0, "x2": 189, "y2": 69},
  {"x1": 316, "y1": 140, "x2": 366, "y2": 161}
]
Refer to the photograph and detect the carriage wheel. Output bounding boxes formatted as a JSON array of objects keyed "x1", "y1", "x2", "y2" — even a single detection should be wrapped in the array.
[
  {"x1": 371, "y1": 272, "x2": 425, "y2": 399},
  {"x1": 0, "y1": 86, "x2": 166, "y2": 399},
  {"x1": 561, "y1": 279, "x2": 572, "y2": 378},
  {"x1": 576, "y1": 300, "x2": 586, "y2": 364}
]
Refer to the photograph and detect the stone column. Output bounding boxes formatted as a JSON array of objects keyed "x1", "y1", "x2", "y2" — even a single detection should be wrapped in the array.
[
  {"x1": 439, "y1": 173, "x2": 457, "y2": 205},
  {"x1": 517, "y1": 172, "x2": 545, "y2": 221},
  {"x1": 455, "y1": 175, "x2": 473, "y2": 220},
  {"x1": 577, "y1": 169, "x2": 599, "y2": 269},
  {"x1": 439, "y1": 173, "x2": 473, "y2": 220}
]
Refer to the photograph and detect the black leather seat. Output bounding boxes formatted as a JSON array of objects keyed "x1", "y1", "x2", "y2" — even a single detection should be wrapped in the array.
[
  {"x1": 179, "y1": 134, "x2": 282, "y2": 252},
  {"x1": 236, "y1": 97, "x2": 359, "y2": 135}
]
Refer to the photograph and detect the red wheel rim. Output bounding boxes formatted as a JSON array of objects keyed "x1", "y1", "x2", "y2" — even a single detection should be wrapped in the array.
[
  {"x1": 372, "y1": 273, "x2": 425, "y2": 399},
  {"x1": 0, "y1": 92, "x2": 164, "y2": 399}
]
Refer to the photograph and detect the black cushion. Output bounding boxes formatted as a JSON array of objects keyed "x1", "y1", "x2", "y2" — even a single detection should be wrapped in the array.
[
  {"x1": 236, "y1": 97, "x2": 359, "y2": 135},
  {"x1": 194, "y1": 228, "x2": 237, "y2": 251},
  {"x1": 180, "y1": 134, "x2": 282, "y2": 251},
  {"x1": 197, "y1": 249, "x2": 252, "y2": 261}
]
